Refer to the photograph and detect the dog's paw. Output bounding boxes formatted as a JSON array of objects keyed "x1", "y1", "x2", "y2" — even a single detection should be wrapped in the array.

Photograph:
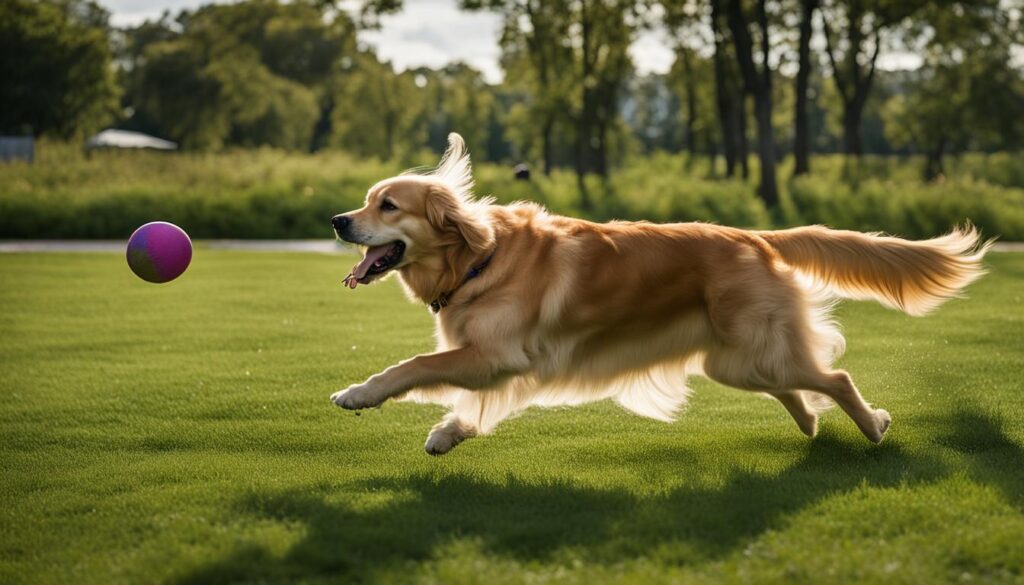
[
  {"x1": 331, "y1": 383, "x2": 385, "y2": 410},
  {"x1": 424, "y1": 430, "x2": 463, "y2": 456},
  {"x1": 864, "y1": 408, "x2": 892, "y2": 443},
  {"x1": 424, "y1": 420, "x2": 475, "y2": 456}
]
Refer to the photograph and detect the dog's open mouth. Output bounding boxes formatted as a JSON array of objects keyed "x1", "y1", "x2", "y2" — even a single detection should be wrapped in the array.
[{"x1": 345, "y1": 241, "x2": 406, "y2": 288}]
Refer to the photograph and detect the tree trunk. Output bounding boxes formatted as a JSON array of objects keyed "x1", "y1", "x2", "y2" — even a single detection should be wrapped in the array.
[
  {"x1": 681, "y1": 49, "x2": 698, "y2": 160},
  {"x1": 541, "y1": 114, "x2": 554, "y2": 175},
  {"x1": 823, "y1": 14, "x2": 880, "y2": 160},
  {"x1": 726, "y1": 0, "x2": 775, "y2": 204},
  {"x1": 753, "y1": 91, "x2": 779, "y2": 206},
  {"x1": 708, "y1": 139, "x2": 719, "y2": 177},
  {"x1": 595, "y1": 119, "x2": 608, "y2": 178},
  {"x1": 310, "y1": 95, "x2": 334, "y2": 153},
  {"x1": 575, "y1": 2, "x2": 593, "y2": 209},
  {"x1": 793, "y1": 0, "x2": 817, "y2": 176},
  {"x1": 842, "y1": 100, "x2": 864, "y2": 157},
  {"x1": 737, "y1": 97, "x2": 749, "y2": 179},
  {"x1": 924, "y1": 139, "x2": 947, "y2": 182},
  {"x1": 710, "y1": 0, "x2": 737, "y2": 178}
]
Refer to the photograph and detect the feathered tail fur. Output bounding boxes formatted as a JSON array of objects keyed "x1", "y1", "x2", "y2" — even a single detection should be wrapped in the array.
[{"x1": 759, "y1": 224, "x2": 993, "y2": 316}]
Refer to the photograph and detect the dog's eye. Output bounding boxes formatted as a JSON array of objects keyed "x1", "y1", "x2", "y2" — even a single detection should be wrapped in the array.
[{"x1": 380, "y1": 200, "x2": 398, "y2": 212}]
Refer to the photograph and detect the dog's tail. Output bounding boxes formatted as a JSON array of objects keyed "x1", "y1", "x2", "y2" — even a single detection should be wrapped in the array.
[{"x1": 758, "y1": 224, "x2": 993, "y2": 316}]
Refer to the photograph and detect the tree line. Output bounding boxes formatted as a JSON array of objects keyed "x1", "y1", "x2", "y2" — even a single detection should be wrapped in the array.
[{"x1": 2, "y1": 0, "x2": 1022, "y2": 208}]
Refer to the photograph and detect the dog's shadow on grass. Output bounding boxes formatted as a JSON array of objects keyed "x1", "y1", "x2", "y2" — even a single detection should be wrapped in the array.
[{"x1": 176, "y1": 407, "x2": 1022, "y2": 584}]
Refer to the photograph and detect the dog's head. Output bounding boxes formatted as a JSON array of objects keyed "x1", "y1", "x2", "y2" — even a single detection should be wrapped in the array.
[{"x1": 333, "y1": 133, "x2": 495, "y2": 290}]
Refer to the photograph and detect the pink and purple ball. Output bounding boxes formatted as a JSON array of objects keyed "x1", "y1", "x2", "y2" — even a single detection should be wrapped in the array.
[{"x1": 126, "y1": 221, "x2": 192, "y2": 283}]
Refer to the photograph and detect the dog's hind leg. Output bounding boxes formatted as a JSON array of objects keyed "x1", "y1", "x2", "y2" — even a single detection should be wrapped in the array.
[
  {"x1": 774, "y1": 391, "x2": 819, "y2": 437},
  {"x1": 703, "y1": 336, "x2": 890, "y2": 443},
  {"x1": 800, "y1": 370, "x2": 891, "y2": 443}
]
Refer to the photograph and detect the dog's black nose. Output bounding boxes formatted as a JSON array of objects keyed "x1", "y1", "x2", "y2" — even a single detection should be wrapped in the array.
[{"x1": 331, "y1": 215, "x2": 350, "y2": 231}]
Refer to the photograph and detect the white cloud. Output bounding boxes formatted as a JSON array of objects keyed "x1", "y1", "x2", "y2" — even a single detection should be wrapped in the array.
[{"x1": 359, "y1": 0, "x2": 504, "y2": 83}]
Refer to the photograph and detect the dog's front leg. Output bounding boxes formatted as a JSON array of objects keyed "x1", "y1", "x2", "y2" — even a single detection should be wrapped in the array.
[{"x1": 331, "y1": 345, "x2": 516, "y2": 410}]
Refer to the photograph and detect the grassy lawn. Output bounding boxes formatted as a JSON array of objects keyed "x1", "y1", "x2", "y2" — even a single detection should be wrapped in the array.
[{"x1": 1, "y1": 250, "x2": 1022, "y2": 584}]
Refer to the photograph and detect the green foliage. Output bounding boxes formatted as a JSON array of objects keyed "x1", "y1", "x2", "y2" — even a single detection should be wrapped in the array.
[
  {"x1": 1, "y1": 251, "x2": 1023, "y2": 583},
  {"x1": 881, "y1": 2, "x2": 1024, "y2": 179},
  {"x1": 418, "y1": 64, "x2": 496, "y2": 158},
  {"x1": 0, "y1": 143, "x2": 399, "y2": 239},
  {"x1": 2, "y1": 146, "x2": 1022, "y2": 240},
  {"x1": 785, "y1": 174, "x2": 1024, "y2": 239},
  {"x1": 0, "y1": 0, "x2": 119, "y2": 138},
  {"x1": 331, "y1": 54, "x2": 424, "y2": 161},
  {"x1": 122, "y1": 0, "x2": 354, "y2": 150}
]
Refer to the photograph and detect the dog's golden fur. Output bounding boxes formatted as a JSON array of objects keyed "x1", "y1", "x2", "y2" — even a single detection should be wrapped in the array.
[{"x1": 331, "y1": 133, "x2": 992, "y2": 455}]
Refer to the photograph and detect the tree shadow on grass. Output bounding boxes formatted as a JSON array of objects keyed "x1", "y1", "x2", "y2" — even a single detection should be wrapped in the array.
[
  {"x1": 933, "y1": 404, "x2": 1024, "y2": 507},
  {"x1": 176, "y1": 432, "x2": 956, "y2": 584}
]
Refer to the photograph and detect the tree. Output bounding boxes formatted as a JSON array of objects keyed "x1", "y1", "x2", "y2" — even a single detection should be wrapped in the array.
[
  {"x1": 121, "y1": 0, "x2": 354, "y2": 150},
  {"x1": 467, "y1": 0, "x2": 638, "y2": 210},
  {"x1": 417, "y1": 64, "x2": 497, "y2": 160},
  {"x1": 707, "y1": 0, "x2": 750, "y2": 178},
  {"x1": 482, "y1": 0, "x2": 575, "y2": 174},
  {"x1": 793, "y1": 0, "x2": 818, "y2": 175},
  {"x1": 0, "y1": 0, "x2": 119, "y2": 138},
  {"x1": 724, "y1": 0, "x2": 779, "y2": 207},
  {"x1": 818, "y1": 0, "x2": 955, "y2": 157},
  {"x1": 882, "y1": 2, "x2": 1023, "y2": 180},
  {"x1": 573, "y1": 0, "x2": 635, "y2": 183},
  {"x1": 332, "y1": 53, "x2": 425, "y2": 160},
  {"x1": 661, "y1": 1, "x2": 724, "y2": 171}
]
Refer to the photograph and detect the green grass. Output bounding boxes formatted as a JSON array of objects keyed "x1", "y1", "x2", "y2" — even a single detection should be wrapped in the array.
[{"x1": 1, "y1": 251, "x2": 1022, "y2": 584}]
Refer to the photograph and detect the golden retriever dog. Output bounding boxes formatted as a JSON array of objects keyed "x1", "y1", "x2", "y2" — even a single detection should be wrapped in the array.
[{"x1": 330, "y1": 133, "x2": 991, "y2": 455}]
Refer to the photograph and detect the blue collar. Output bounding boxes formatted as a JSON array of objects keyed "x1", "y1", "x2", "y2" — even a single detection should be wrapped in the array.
[{"x1": 430, "y1": 253, "x2": 494, "y2": 313}]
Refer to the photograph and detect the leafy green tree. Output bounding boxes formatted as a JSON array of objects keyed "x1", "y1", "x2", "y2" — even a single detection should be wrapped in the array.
[
  {"x1": 661, "y1": 2, "x2": 715, "y2": 165},
  {"x1": 121, "y1": 0, "x2": 354, "y2": 150},
  {"x1": 883, "y1": 2, "x2": 1023, "y2": 180},
  {"x1": 0, "y1": 0, "x2": 119, "y2": 138},
  {"x1": 468, "y1": 0, "x2": 576, "y2": 175},
  {"x1": 417, "y1": 64, "x2": 497, "y2": 159},
  {"x1": 331, "y1": 53, "x2": 425, "y2": 160},
  {"x1": 467, "y1": 0, "x2": 639, "y2": 210}
]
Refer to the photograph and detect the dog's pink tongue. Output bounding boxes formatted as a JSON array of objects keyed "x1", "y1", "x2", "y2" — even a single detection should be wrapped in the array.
[{"x1": 352, "y1": 244, "x2": 392, "y2": 280}]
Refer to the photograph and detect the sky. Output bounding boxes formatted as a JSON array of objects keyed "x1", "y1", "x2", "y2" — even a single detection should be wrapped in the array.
[{"x1": 100, "y1": 0, "x2": 917, "y2": 84}]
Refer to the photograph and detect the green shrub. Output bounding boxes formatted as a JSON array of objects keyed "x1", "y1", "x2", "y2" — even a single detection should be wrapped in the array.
[
  {"x1": 1, "y1": 143, "x2": 1021, "y2": 240},
  {"x1": 785, "y1": 175, "x2": 1024, "y2": 240}
]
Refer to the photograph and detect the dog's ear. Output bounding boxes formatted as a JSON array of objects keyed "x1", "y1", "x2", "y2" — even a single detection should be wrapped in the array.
[{"x1": 426, "y1": 185, "x2": 494, "y2": 253}]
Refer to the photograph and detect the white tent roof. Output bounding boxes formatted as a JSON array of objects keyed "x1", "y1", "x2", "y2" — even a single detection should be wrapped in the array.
[{"x1": 85, "y1": 129, "x2": 177, "y2": 150}]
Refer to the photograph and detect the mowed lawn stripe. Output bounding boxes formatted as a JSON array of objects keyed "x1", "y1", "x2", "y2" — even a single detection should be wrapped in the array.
[{"x1": 1, "y1": 251, "x2": 1021, "y2": 584}]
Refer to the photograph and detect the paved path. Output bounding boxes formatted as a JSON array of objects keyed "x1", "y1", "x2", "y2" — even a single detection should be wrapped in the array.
[{"x1": 0, "y1": 240, "x2": 1021, "y2": 253}]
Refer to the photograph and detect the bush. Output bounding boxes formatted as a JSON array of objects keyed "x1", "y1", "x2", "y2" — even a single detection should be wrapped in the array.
[
  {"x1": 784, "y1": 175, "x2": 1024, "y2": 240},
  {"x1": 1, "y1": 143, "x2": 1021, "y2": 240}
]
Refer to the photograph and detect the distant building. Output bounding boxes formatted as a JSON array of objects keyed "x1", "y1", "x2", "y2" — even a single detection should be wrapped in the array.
[
  {"x1": 0, "y1": 136, "x2": 34, "y2": 163},
  {"x1": 85, "y1": 129, "x2": 177, "y2": 151}
]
